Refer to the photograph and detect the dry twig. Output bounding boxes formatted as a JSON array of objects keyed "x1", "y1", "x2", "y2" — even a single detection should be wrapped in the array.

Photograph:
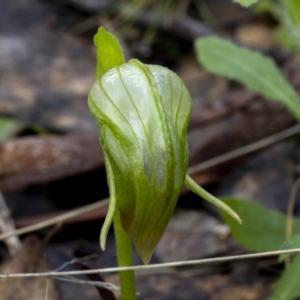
[
  {"x1": 0, "y1": 199, "x2": 109, "y2": 241},
  {"x1": 187, "y1": 123, "x2": 300, "y2": 174},
  {"x1": 1, "y1": 248, "x2": 300, "y2": 279}
]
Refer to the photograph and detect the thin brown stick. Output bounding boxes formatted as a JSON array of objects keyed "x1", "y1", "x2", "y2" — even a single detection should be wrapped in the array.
[
  {"x1": 1, "y1": 248, "x2": 300, "y2": 279},
  {"x1": 187, "y1": 124, "x2": 300, "y2": 175},
  {"x1": 54, "y1": 276, "x2": 120, "y2": 291},
  {"x1": 0, "y1": 199, "x2": 109, "y2": 241},
  {"x1": 42, "y1": 222, "x2": 63, "y2": 246}
]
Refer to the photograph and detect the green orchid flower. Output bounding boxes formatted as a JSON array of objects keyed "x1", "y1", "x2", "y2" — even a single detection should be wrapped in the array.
[{"x1": 88, "y1": 27, "x2": 241, "y2": 264}]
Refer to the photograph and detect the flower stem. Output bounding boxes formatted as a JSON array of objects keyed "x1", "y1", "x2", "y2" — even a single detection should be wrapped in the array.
[
  {"x1": 114, "y1": 206, "x2": 137, "y2": 300},
  {"x1": 185, "y1": 174, "x2": 242, "y2": 224}
]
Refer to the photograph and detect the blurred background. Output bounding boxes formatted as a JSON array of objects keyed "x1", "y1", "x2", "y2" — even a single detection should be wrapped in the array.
[{"x1": 0, "y1": 0, "x2": 300, "y2": 299}]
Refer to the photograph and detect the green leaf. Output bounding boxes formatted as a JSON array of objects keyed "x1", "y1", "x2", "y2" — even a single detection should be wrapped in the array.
[
  {"x1": 222, "y1": 198, "x2": 300, "y2": 299},
  {"x1": 94, "y1": 27, "x2": 125, "y2": 79},
  {"x1": 269, "y1": 253, "x2": 300, "y2": 300},
  {"x1": 88, "y1": 59, "x2": 192, "y2": 264},
  {"x1": 282, "y1": 0, "x2": 300, "y2": 40},
  {"x1": 279, "y1": 233, "x2": 300, "y2": 262},
  {"x1": 194, "y1": 37, "x2": 300, "y2": 121},
  {"x1": 234, "y1": 0, "x2": 260, "y2": 7},
  {"x1": 0, "y1": 117, "x2": 21, "y2": 141},
  {"x1": 221, "y1": 198, "x2": 300, "y2": 252}
]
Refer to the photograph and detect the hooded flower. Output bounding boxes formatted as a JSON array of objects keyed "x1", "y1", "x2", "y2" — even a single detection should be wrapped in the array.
[{"x1": 88, "y1": 27, "x2": 241, "y2": 264}]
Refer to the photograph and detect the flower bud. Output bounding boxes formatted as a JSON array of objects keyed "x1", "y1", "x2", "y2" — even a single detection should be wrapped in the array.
[
  {"x1": 88, "y1": 59, "x2": 192, "y2": 264},
  {"x1": 88, "y1": 27, "x2": 241, "y2": 264}
]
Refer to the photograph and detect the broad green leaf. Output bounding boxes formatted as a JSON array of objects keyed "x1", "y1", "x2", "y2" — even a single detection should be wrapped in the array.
[
  {"x1": 195, "y1": 37, "x2": 300, "y2": 121},
  {"x1": 282, "y1": 0, "x2": 300, "y2": 40},
  {"x1": 221, "y1": 198, "x2": 300, "y2": 252},
  {"x1": 94, "y1": 27, "x2": 125, "y2": 79},
  {"x1": 0, "y1": 117, "x2": 21, "y2": 141},
  {"x1": 234, "y1": 0, "x2": 260, "y2": 7},
  {"x1": 88, "y1": 59, "x2": 192, "y2": 264},
  {"x1": 279, "y1": 232, "x2": 300, "y2": 262},
  {"x1": 269, "y1": 253, "x2": 300, "y2": 300}
]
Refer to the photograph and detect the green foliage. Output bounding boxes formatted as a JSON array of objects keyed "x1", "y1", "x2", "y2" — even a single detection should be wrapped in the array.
[
  {"x1": 254, "y1": 0, "x2": 300, "y2": 53},
  {"x1": 269, "y1": 253, "x2": 300, "y2": 300},
  {"x1": 221, "y1": 198, "x2": 300, "y2": 252},
  {"x1": 94, "y1": 27, "x2": 125, "y2": 79},
  {"x1": 113, "y1": 207, "x2": 137, "y2": 299},
  {"x1": 0, "y1": 117, "x2": 21, "y2": 141},
  {"x1": 282, "y1": 0, "x2": 300, "y2": 40},
  {"x1": 194, "y1": 37, "x2": 300, "y2": 121},
  {"x1": 222, "y1": 199, "x2": 300, "y2": 300},
  {"x1": 195, "y1": 2, "x2": 300, "y2": 298},
  {"x1": 234, "y1": 0, "x2": 260, "y2": 7}
]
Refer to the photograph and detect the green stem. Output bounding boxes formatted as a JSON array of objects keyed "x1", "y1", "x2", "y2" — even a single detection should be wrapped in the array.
[
  {"x1": 185, "y1": 174, "x2": 242, "y2": 225},
  {"x1": 114, "y1": 206, "x2": 137, "y2": 300}
]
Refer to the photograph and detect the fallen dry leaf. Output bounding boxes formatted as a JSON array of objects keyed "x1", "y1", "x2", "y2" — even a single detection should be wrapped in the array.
[{"x1": 0, "y1": 235, "x2": 59, "y2": 300}]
